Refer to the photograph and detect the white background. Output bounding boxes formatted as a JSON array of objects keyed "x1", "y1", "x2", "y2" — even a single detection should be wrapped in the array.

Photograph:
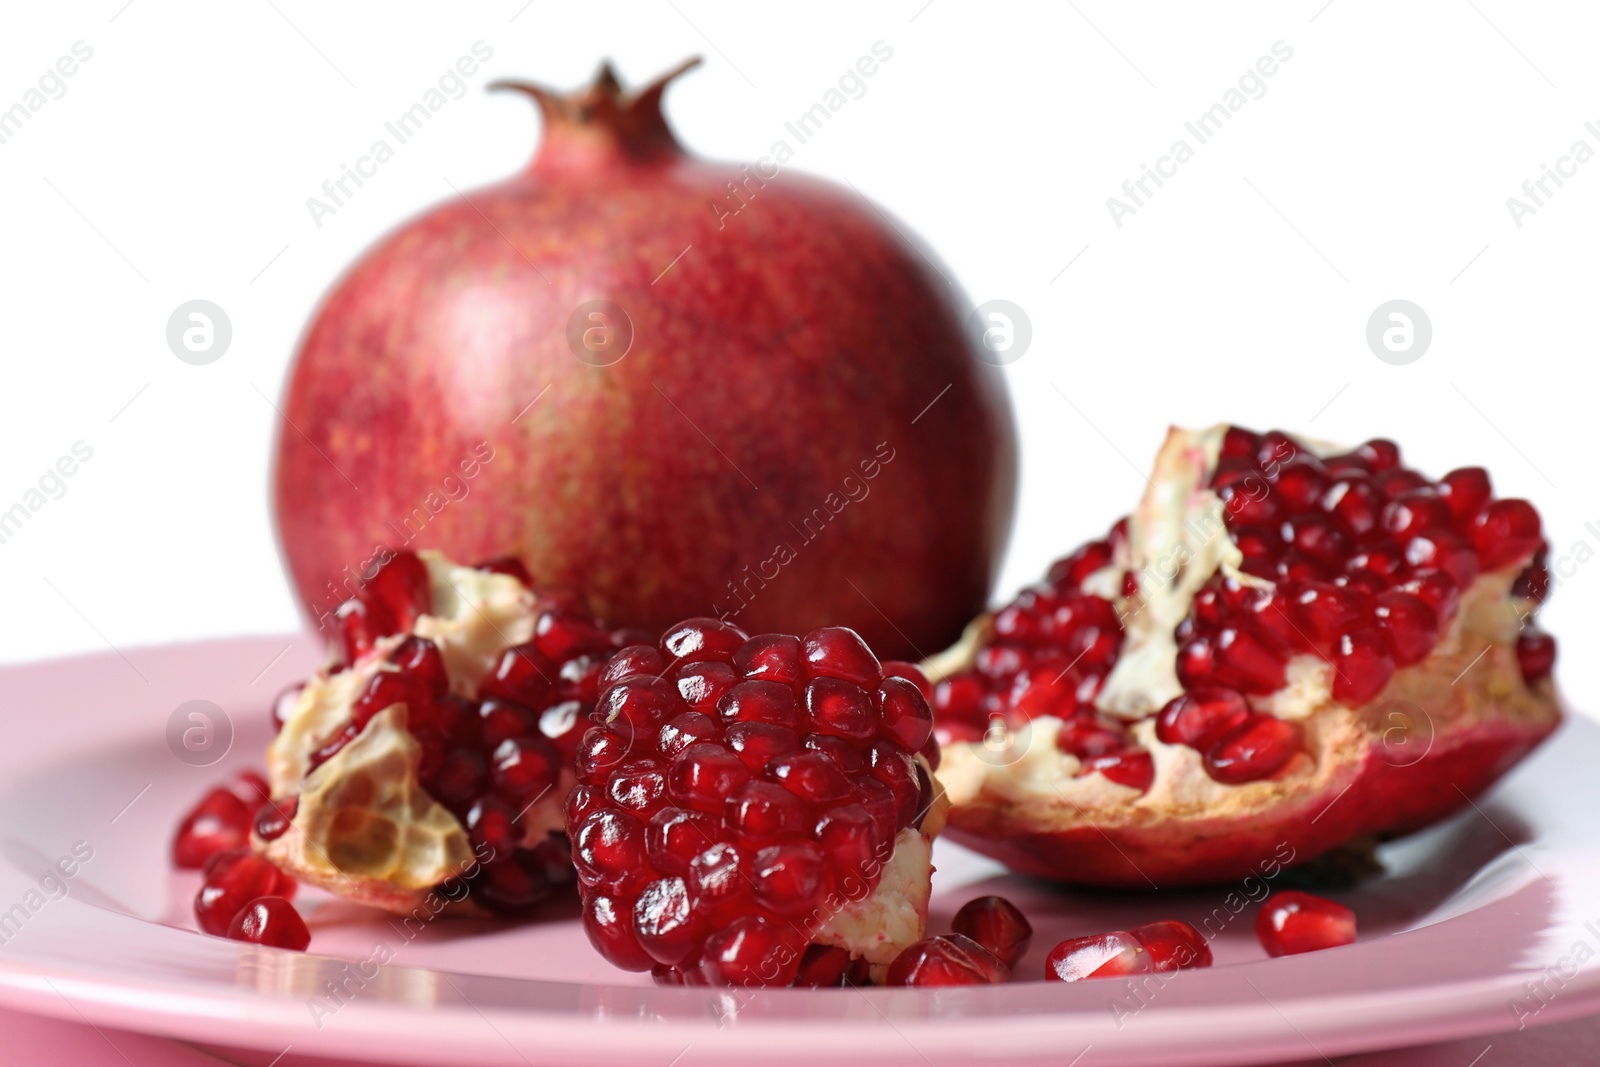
[{"x1": 0, "y1": 1, "x2": 1592, "y2": 713}]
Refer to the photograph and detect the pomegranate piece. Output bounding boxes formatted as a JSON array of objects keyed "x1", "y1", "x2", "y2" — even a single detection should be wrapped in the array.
[
  {"x1": 226, "y1": 896, "x2": 311, "y2": 951},
  {"x1": 1256, "y1": 891, "x2": 1357, "y2": 957},
  {"x1": 951, "y1": 895, "x2": 1033, "y2": 968},
  {"x1": 255, "y1": 550, "x2": 637, "y2": 918},
  {"x1": 195, "y1": 850, "x2": 297, "y2": 936},
  {"x1": 887, "y1": 935, "x2": 1008, "y2": 986},
  {"x1": 1045, "y1": 931, "x2": 1151, "y2": 981},
  {"x1": 930, "y1": 424, "x2": 1561, "y2": 889},
  {"x1": 570, "y1": 620, "x2": 943, "y2": 986}
]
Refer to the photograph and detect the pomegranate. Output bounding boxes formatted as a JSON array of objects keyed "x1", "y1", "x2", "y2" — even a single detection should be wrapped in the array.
[
  {"x1": 258, "y1": 549, "x2": 632, "y2": 915},
  {"x1": 1256, "y1": 890, "x2": 1357, "y2": 957},
  {"x1": 930, "y1": 425, "x2": 1560, "y2": 886},
  {"x1": 1044, "y1": 920, "x2": 1210, "y2": 980},
  {"x1": 568, "y1": 618, "x2": 945, "y2": 986},
  {"x1": 226, "y1": 896, "x2": 312, "y2": 952},
  {"x1": 273, "y1": 59, "x2": 1016, "y2": 662}
]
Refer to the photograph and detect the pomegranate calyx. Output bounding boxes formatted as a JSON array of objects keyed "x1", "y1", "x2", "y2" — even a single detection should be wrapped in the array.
[{"x1": 491, "y1": 57, "x2": 702, "y2": 172}]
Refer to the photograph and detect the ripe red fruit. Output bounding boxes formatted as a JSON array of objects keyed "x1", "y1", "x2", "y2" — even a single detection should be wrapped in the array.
[
  {"x1": 572, "y1": 621, "x2": 940, "y2": 985},
  {"x1": 226, "y1": 897, "x2": 311, "y2": 951},
  {"x1": 887, "y1": 935, "x2": 1009, "y2": 986},
  {"x1": 951, "y1": 895, "x2": 1033, "y2": 968},
  {"x1": 1044, "y1": 931, "x2": 1152, "y2": 981},
  {"x1": 1256, "y1": 891, "x2": 1357, "y2": 957},
  {"x1": 929, "y1": 424, "x2": 1560, "y2": 890},
  {"x1": 273, "y1": 61, "x2": 1015, "y2": 662}
]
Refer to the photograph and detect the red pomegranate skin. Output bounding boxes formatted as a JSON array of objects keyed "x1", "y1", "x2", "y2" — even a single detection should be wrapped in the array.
[{"x1": 273, "y1": 62, "x2": 1016, "y2": 660}]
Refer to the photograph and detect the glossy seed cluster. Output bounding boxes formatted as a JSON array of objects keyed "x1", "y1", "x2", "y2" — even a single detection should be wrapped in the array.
[
  {"x1": 934, "y1": 427, "x2": 1556, "y2": 790},
  {"x1": 566, "y1": 618, "x2": 938, "y2": 987}
]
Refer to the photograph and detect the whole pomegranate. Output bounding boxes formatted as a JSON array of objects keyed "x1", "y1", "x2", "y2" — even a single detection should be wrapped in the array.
[
  {"x1": 273, "y1": 59, "x2": 1015, "y2": 661},
  {"x1": 928, "y1": 425, "x2": 1560, "y2": 886}
]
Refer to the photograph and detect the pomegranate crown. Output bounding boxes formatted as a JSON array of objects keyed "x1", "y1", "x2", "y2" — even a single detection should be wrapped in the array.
[{"x1": 491, "y1": 57, "x2": 701, "y2": 171}]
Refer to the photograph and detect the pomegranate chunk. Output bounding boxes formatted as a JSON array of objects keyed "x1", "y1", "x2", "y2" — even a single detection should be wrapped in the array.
[
  {"x1": 226, "y1": 896, "x2": 311, "y2": 951},
  {"x1": 929, "y1": 424, "x2": 1560, "y2": 890},
  {"x1": 1256, "y1": 891, "x2": 1357, "y2": 957},
  {"x1": 571, "y1": 620, "x2": 941, "y2": 986}
]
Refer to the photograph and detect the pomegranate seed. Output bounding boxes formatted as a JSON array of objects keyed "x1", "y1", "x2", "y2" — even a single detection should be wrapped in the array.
[
  {"x1": 816, "y1": 803, "x2": 883, "y2": 881},
  {"x1": 1213, "y1": 627, "x2": 1287, "y2": 693},
  {"x1": 172, "y1": 788, "x2": 253, "y2": 869},
  {"x1": 1256, "y1": 891, "x2": 1357, "y2": 957},
  {"x1": 605, "y1": 759, "x2": 669, "y2": 816},
  {"x1": 1381, "y1": 490, "x2": 1451, "y2": 540},
  {"x1": 1332, "y1": 626, "x2": 1394, "y2": 705},
  {"x1": 633, "y1": 876, "x2": 697, "y2": 965},
  {"x1": 767, "y1": 751, "x2": 852, "y2": 805},
  {"x1": 1085, "y1": 750, "x2": 1154, "y2": 791},
  {"x1": 880, "y1": 660, "x2": 934, "y2": 701},
  {"x1": 1293, "y1": 582, "x2": 1370, "y2": 659},
  {"x1": 1156, "y1": 687, "x2": 1250, "y2": 750},
  {"x1": 1047, "y1": 540, "x2": 1114, "y2": 591},
  {"x1": 1253, "y1": 429, "x2": 1297, "y2": 471},
  {"x1": 875, "y1": 676, "x2": 935, "y2": 753},
  {"x1": 600, "y1": 644, "x2": 669, "y2": 688},
  {"x1": 751, "y1": 841, "x2": 828, "y2": 917},
  {"x1": 535, "y1": 611, "x2": 613, "y2": 661},
  {"x1": 1321, "y1": 475, "x2": 1383, "y2": 538},
  {"x1": 662, "y1": 618, "x2": 749, "y2": 664},
  {"x1": 252, "y1": 795, "x2": 298, "y2": 841},
  {"x1": 1272, "y1": 456, "x2": 1329, "y2": 511},
  {"x1": 1215, "y1": 470, "x2": 1281, "y2": 526},
  {"x1": 1176, "y1": 635, "x2": 1217, "y2": 688},
  {"x1": 1279, "y1": 515, "x2": 1346, "y2": 571},
  {"x1": 1372, "y1": 591, "x2": 1438, "y2": 668},
  {"x1": 1403, "y1": 528, "x2": 1479, "y2": 590},
  {"x1": 719, "y1": 680, "x2": 802, "y2": 729},
  {"x1": 479, "y1": 644, "x2": 555, "y2": 708},
  {"x1": 726, "y1": 782, "x2": 809, "y2": 844},
  {"x1": 698, "y1": 914, "x2": 802, "y2": 986},
  {"x1": 1221, "y1": 425, "x2": 1260, "y2": 461},
  {"x1": 952, "y1": 896, "x2": 1033, "y2": 968},
  {"x1": 1131, "y1": 920, "x2": 1212, "y2": 971},
  {"x1": 1204, "y1": 715, "x2": 1300, "y2": 784},
  {"x1": 1438, "y1": 467, "x2": 1491, "y2": 526},
  {"x1": 1045, "y1": 931, "x2": 1152, "y2": 981},
  {"x1": 1056, "y1": 717, "x2": 1128, "y2": 759},
  {"x1": 466, "y1": 796, "x2": 521, "y2": 854},
  {"x1": 732, "y1": 634, "x2": 806, "y2": 686},
  {"x1": 1397, "y1": 569, "x2": 1461, "y2": 632},
  {"x1": 672, "y1": 661, "x2": 739, "y2": 713},
  {"x1": 573, "y1": 810, "x2": 648, "y2": 892},
  {"x1": 334, "y1": 596, "x2": 396, "y2": 663},
  {"x1": 1379, "y1": 468, "x2": 1430, "y2": 497},
  {"x1": 195, "y1": 850, "x2": 295, "y2": 936},
  {"x1": 793, "y1": 944, "x2": 861, "y2": 988},
  {"x1": 668, "y1": 743, "x2": 752, "y2": 813},
  {"x1": 659, "y1": 711, "x2": 721, "y2": 759},
  {"x1": 1344, "y1": 540, "x2": 1407, "y2": 582},
  {"x1": 474, "y1": 555, "x2": 533, "y2": 586},
  {"x1": 1471, "y1": 499, "x2": 1543, "y2": 571},
  {"x1": 226, "y1": 896, "x2": 310, "y2": 951},
  {"x1": 1517, "y1": 630, "x2": 1557, "y2": 683},
  {"x1": 646, "y1": 808, "x2": 718, "y2": 876},
  {"x1": 1513, "y1": 545, "x2": 1550, "y2": 603},
  {"x1": 725, "y1": 721, "x2": 800, "y2": 771},
  {"x1": 583, "y1": 892, "x2": 655, "y2": 971},
  {"x1": 805, "y1": 677, "x2": 877, "y2": 740},
  {"x1": 887, "y1": 935, "x2": 1009, "y2": 986},
  {"x1": 365, "y1": 551, "x2": 432, "y2": 628},
  {"x1": 1356, "y1": 438, "x2": 1401, "y2": 471},
  {"x1": 686, "y1": 841, "x2": 751, "y2": 925},
  {"x1": 801, "y1": 626, "x2": 882, "y2": 687}
]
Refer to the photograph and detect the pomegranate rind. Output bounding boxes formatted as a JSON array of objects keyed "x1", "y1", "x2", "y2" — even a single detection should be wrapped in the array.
[
  {"x1": 931, "y1": 426, "x2": 1561, "y2": 887},
  {"x1": 260, "y1": 553, "x2": 568, "y2": 913}
]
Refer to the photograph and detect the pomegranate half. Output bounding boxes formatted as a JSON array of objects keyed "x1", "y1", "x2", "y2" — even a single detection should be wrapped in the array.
[
  {"x1": 273, "y1": 59, "x2": 1015, "y2": 662},
  {"x1": 928, "y1": 425, "x2": 1560, "y2": 887}
]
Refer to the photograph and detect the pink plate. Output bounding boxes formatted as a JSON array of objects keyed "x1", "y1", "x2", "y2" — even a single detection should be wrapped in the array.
[{"x1": 0, "y1": 635, "x2": 1594, "y2": 1066}]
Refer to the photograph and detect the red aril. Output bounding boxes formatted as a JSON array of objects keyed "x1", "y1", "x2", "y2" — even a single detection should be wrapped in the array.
[
  {"x1": 951, "y1": 896, "x2": 1033, "y2": 968},
  {"x1": 226, "y1": 897, "x2": 311, "y2": 951},
  {"x1": 1256, "y1": 891, "x2": 1357, "y2": 957},
  {"x1": 887, "y1": 935, "x2": 1008, "y2": 986},
  {"x1": 1131, "y1": 920, "x2": 1212, "y2": 971},
  {"x1": 1045, "y1": 931, "x2": 1152, "y2": 981},
  {"x1": 195, "y1": 850, "x2": 296, "y2": 936}
]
